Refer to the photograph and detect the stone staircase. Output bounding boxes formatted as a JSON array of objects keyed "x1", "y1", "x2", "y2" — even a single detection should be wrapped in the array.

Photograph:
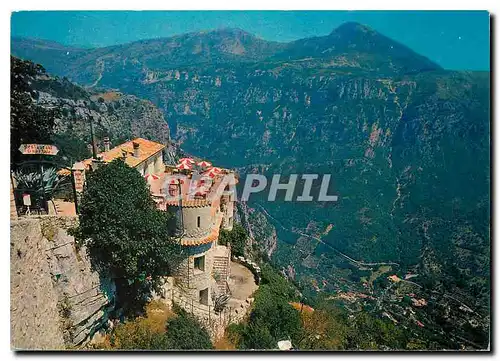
[{"x1": 212, "y1": 246, "x2": 231, "y2": 295}]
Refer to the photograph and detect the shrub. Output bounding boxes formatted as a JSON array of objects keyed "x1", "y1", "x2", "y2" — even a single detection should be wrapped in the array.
[
  {"x1": 219, "y1": 223, "x2": 247, "y2": 257},
  {"x1": 229, "y1": 263, "x2": 303, "y2": 350},
  {"x1": 164, "y1": 308, "x2": 213, "y2": 350}
]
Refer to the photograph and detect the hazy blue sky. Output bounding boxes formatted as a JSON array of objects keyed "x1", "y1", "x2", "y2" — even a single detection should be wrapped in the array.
[{"x1": 11, "y1": 10, "x2": 490, "y2": 70}]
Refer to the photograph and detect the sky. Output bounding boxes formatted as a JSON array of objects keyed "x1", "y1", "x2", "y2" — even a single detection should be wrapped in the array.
[{"x1": 11, "y1": 10, "x2": 490, "y2": 71}]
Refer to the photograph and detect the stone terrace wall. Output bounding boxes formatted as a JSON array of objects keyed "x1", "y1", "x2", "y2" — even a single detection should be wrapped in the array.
[{"x1": 161, "y1": 278, "x2": 254, "y2": 341}]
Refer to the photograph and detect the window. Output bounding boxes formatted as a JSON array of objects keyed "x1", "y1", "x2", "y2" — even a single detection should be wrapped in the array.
[
  {"x1": 194, "y1": 255, "x2": 205, "y2": 272},
  {"x1": 199, "y1": 288, "x2": 209, "y2": 305},
  {"x1": 197, "y1": 216, "x2": 201, "y2": 228}
]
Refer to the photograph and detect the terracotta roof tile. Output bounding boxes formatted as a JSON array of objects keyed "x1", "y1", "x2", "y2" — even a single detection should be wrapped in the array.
[
  {"x1": 58, "y1": 138, "x2": 165, "y2": 176},
  {"x1": 164, "y1": 199, "x2": 212, "y2": 208}
]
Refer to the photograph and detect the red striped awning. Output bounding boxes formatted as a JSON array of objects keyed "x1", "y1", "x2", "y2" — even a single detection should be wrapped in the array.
[
  {"x1": 179, "y1": 157, "x2": 195, "y2": 164},
  {"x1": 176, "y1": 162, "x2": 193, "y2": 170},
  {"x1": 197, "y1": 160, "x2": 212, "y2": 168}
]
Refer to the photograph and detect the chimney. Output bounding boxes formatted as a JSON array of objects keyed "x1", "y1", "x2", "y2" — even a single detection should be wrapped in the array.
[
  {"x1": 103, "y1": 137, "x2": 111, "y2": 152},
  {"x1": 133, "y1": 141, "x2": 140, "y2": 158},
  {"x1": 92, "y1": 154, "x2": 104, "y2": 170}
]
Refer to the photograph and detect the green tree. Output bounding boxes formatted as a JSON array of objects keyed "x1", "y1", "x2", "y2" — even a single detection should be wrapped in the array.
[
  {"x1": 239, "y1": 320, "x2": 276, "y2": 350},
  {"x1": 108, "y1": 305, "x2": 213, "y2": 350},
  {"x1": 259, "y1": 263, "x2": 298, "y2": 300},
  {"x1": 219, "y1": 223, "x2": 247, "y2": 257},
  {"x1": 251, "y1": 287, "x2": 302, "y2": 344},
  {"x1": 11, "y1": 56, "x2": 59, "y2": 168},
  {"x1": 230, "y1": 263, "x2": 303, "y2": 350},
  {"x1": 75, "y1": 159, "x2": 183, "y2": 310}
]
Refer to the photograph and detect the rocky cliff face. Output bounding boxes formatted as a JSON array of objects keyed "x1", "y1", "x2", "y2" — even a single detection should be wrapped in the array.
[
  {"x1": 10, "y1": 216, "x2": 115, "y2": 349},
  {"x1": 11, "y1": 218, "x2": 65, "y2": 350},
  {"x1": 238, "y1": 202, "x2": 277, "y2": 258},
  {"x1": 11, "y1": 57, "x2": 172, "y2": 165},
  {"x1": 36, "y1": 77, "x2": 171, "y2": 164}
]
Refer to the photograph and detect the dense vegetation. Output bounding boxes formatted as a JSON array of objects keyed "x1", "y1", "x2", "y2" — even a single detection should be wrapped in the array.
[
  {"x1": 162, "y1": 306, "x2": 213, "y2": 350},
  {"x1": 101, "y1": 301, "x2": 213, "y2": 350},
  {"x1": 74, "y1": 159, "x2": 183, "y2": 312},
  {"x1": 221, "y1": 217, "x2": 445, "y2": 350},
  {"x1": 227, "y1": 263, "x2": 302, "y2": 349},
  {"x1": 227, "y1": 261, "x2": 423, "y2": 350},
  {"x1": 218, "y1": 223, "x2": 247, "y2": 258},
  {"x1": 10, "y1": 56, "x2": 59, "y2": 168}
]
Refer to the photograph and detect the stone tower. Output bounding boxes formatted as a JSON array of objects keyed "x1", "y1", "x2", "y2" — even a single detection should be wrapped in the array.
[{"x1": 166, "y1": 180, "x2": 235, "y2": 306}]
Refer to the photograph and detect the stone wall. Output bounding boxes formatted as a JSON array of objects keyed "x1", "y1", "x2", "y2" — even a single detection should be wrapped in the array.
[
  {"x1": 10, "y1": 216, "x2": 115, "y2": 350},
  {"x1": 161, "y1": 279, "x2": 253, "y2": 341},
  {"x1": 176, "y1": 244, "x2": 216, "y2": 305},
  {"x1": 180, "y1": 206, "x2": 213, "y2": 238},
  {"x1": 233, "y1": 256, "x2": 261, "y2": 284},
  {"x1": 221, "y1": 194, "x2": 234, "y2": 231}
]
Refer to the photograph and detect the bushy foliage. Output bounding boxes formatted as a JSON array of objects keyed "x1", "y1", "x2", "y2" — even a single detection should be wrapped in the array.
[
  {"x1": 296, "y1": 308, "x2": 349, "y2": 350},
  {"x1": 111, "y1": 320, "x2": 170, "y2": 350},
  {"x1": 226, "y1": 262, "x2": 417, "y2": 350},
  {"x1": 104, "y1": 301, "x2": 212, "y2": 350},
  {"x1": 229, "y1": 263, "x2": 302, "y2": 350},
  {"x1": 218, "y1": 223, "x2": 247, "y2": 257},
  {"x1": 163, "y1": 307, "x2": 213, "y2": 350},
  {"x1": 248, "y1": 287, "x2": 302, "y2": 346},
  {"x1": 345, "y1": 312, "x2": 408, "y2": 350},
  {"x1": 259, "y1": 263, "x2": 298, "y2": 300},
  {"x1": 75, "y1": 159, "x2": 183, "y2": 309}
]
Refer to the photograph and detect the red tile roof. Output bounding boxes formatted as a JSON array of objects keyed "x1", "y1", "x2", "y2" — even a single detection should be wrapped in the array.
[
  {"x1": 164, "y1": 199, "x2": 212, "y2": 208},
  {"x1": 58, "y1": 138, "x2": 165, "y2": 176}
]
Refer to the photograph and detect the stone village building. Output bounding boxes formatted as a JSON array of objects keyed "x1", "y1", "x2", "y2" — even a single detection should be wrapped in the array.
[
  {"x1": 11, "y1": 137, "x2": 256, "y2": 347},
  {"x1": 62, "y1": 138, "x2": 255, "y2": 338},
  {"x1": 62, "y1": 137, "x2": 237, "y2": 306}
]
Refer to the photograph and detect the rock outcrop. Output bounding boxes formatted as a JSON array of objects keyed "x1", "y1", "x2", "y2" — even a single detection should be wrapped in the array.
[
  {"x1": 11, "y1": 218, "x2": 65, "y2": 350},
  {"x1": 10, "y1": 216, "x2": 115, "y2": 349}
]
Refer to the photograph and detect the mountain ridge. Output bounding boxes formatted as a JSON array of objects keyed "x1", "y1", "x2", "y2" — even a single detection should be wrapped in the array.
[{"x1": 12, "y1": 22, "x2": 443, "y2": 85}]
